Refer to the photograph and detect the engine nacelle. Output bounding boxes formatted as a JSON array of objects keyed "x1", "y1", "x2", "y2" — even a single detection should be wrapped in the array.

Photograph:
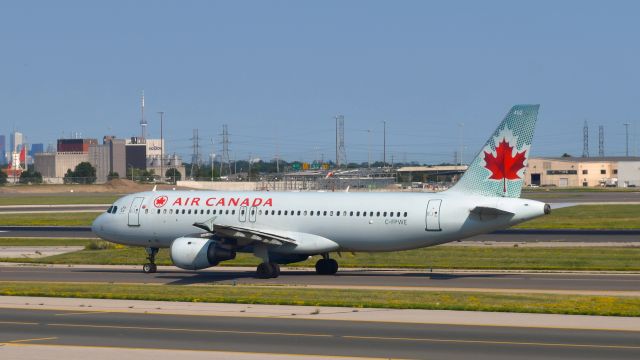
[{"x1": 170, "y1": 237, "x2": 236, "y2": 270}]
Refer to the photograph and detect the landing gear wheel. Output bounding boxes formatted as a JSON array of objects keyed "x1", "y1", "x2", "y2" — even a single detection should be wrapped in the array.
[
  {"x1": 142, "y1": 263, "x2": 157, "y2": 273},
  {"x1": 256, "y1": 262, "x2": 280, "y2": 278},
  {"x1": 315, "y1": 258, "x2": 339, "y2": 275},
  {"x1": 143, "y1": 247, "x2": 159, "y2": 274}
]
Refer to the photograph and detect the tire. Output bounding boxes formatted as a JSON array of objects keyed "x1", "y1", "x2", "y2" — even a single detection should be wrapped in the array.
[
  {"x1": 315, "y1": 259, "x2": 327, "y2": 275},
  {"x1": 326, "y1": 259, "x2": 338, "y2": 275},
  {"x1": 142, "y1": 263, "x2": 153, "y2": 273},
  {"x1": 149, "y1": 263, "x2": 157, "y2": 273},
  {"x1": 256, "y1": 263, "x2": 272, "y2": 279},
  {"x1": 270, "y1": 263, "x2": 281, "y2": 278}
]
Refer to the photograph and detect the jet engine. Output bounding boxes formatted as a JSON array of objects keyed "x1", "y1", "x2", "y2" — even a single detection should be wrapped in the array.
[{"x1": 170, "y1": 237, "x2": 236, "y2": 270}]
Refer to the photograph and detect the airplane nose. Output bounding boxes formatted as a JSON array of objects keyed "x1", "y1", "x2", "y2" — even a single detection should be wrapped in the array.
[{"x1": 92, "y1": 213, "x2": 106, "y2": 238}]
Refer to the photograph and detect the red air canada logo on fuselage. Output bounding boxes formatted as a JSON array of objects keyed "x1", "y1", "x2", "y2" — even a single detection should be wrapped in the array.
[
  {"x1": 153, "y1": 196, "x2": 168, "y2": 208},
  {"x1": 168, "y1": 197, "x2": 273, "y2": 207}
]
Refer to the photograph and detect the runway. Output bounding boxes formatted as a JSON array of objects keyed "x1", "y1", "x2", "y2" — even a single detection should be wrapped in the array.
[
  {"x1": 0, "y1": 307, "x2": 638, "y2": 359},
  {"x1": 1, "y1": 265, "x2": 638, "y2": 295}
]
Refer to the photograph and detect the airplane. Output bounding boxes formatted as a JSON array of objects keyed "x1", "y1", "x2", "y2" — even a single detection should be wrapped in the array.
[{"x1": 92, "y1": 104, "x2": 550, "y2": 278}]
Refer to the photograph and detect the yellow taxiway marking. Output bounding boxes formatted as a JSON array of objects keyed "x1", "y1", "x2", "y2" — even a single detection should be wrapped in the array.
[
  {"x1": 7, "y1": 337, "x2": 58, "y2": 343},
  {"x1": 343, "y1": 335, "x2": 640, "y2": 350},
  {"x1": 54, "y1": 310, "x2": 111, "y2": 316},
  {"x1": 46, "y1": 323, "x2": 333, "y2": 338}
]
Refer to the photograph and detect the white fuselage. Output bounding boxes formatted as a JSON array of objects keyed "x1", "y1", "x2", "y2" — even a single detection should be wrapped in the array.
[{"x1": 92, "y1": 190, "x2": 547, "y2": 254}]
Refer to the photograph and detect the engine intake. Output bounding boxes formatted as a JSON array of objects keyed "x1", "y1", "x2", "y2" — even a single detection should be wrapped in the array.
[{"x1": 170, "y1": 237, "x2": 236, "y2": 270}]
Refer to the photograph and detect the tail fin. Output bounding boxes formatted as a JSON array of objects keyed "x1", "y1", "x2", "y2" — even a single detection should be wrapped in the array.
[{"x1": 449, "y1": 104, "x2": 539, "y2": 198}]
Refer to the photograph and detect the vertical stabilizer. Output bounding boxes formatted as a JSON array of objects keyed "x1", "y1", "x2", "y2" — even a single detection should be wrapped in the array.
[{"x1": 448, "y1": 105, "x2": 539, "y2": 198}]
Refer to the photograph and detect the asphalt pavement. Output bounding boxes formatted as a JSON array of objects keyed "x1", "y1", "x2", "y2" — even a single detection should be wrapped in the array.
[
  {"x1": 1, "y1": 265, "x2": 638, "y2": 294},
  {"x1": 0, "y1": 307, "x2": 638, "y2": 359}
]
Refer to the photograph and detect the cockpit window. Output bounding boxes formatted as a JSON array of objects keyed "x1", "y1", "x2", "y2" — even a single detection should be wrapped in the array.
[
  {"x1": 106, "y1": 206, "x2": 113, "y2": 213},
  {"x1": 112, "y1": 206, "x2": 117, "y2": 213}
]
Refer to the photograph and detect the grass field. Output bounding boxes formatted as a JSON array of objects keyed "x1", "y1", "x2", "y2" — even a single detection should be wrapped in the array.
[
  {"x1": 0, "y1": 204, "x2": 638, "y2": 229},
  {"x1": 0, "y1": 281, "x2": 637, "y2": 316},
  {"x1": 514, "y1": 204, "x2": 640, "y2": 229},
  {"x1": 0, "y1": 195, "x2": 119, "y2": 206},
  {"x1": 0, "y1": 238, "x2": 92, "y2": 246},
  {"x1": 2, "y1": 244, "x2": 638, "y2": 271},
  {"x1": 0, "y1": 212, "x2": 99, "y2": 226}
]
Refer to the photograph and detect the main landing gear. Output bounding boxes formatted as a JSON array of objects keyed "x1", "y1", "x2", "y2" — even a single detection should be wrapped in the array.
[
  {"x1": 315, "y1": 254, "x2": 338, "y2": 275},
  {"x1": 143, "y1": 247, "x2": 158, "y2": 274},
  {"x1": 256, "y1": 262, "x2": 281, "y2": 279}
]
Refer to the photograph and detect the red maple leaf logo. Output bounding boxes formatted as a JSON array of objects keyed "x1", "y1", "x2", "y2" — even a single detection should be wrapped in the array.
[
  {"x1": 154, "y1": 196, "x2": 168, "y2": 208},
  {"x1": 484, "y1": 138, "x2": 527, "y2": 192}
]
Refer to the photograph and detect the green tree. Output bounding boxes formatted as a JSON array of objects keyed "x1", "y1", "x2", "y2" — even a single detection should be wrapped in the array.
[
  {"x1": 165, "y1": 168, "x2": 181, "y2": 183},
  {"x1": 19, "y1": 169, "x2": 43, "y2": 184},
  {"x1": 0, "y1": 171, "x2": 7, "y2": 185},
  {"x1": 66, "y1": 162, "x2": 97, "y2": 184},
  {"x1": 107, "y1": 171, "x2": 119, "y2": 180}
]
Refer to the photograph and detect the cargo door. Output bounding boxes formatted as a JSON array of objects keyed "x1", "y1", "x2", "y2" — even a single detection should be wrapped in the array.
[
  {"x1": 128, "y1": 197, "x2": 145, "y2": 226},
  {"x1": 425, "y1": 199, "x2": 442, "y2": 231}
]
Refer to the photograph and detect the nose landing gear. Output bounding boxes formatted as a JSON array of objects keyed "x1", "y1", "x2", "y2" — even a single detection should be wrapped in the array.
[{"x1": 143, "y1": 247, "x2": 158, "y2": 273}]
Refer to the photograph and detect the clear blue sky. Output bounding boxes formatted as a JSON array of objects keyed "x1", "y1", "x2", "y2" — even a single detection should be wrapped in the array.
[{"x1": 1, "y1": 0, "x2": 639, "y2": 164}]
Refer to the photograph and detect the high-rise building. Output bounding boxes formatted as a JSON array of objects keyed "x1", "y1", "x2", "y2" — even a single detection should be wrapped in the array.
[
  {"x1": 10, "y1": 131, "x2": 23, "y2": 153},
  {"x1": 29, "y1": 143, "x2": 44, "y2": 156},
  {"x1": 0, "y1": 135, "x2": 5, "y2": 165}
]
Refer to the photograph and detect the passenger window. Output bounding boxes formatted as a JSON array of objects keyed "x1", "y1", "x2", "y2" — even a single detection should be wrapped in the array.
[
  {"x1": 259, "y1": 210, "x2": 263, "y2": 215},
  {"x1": 404, "y1": 212, "x2": 408, "y2": 217},
  {"x1": 241, "y1": 209, "x2": 245, "y2": 215},
  {"x1": 284, "y1": 210, "x2": 288, "y2": 215},
  {"x1": 157, "y1": 209, "x2": 161, "y2": 214},
  {"x1": 316, "y1": 210, "x2": 320, "y2": 216},
  {"x1": 201, "y1": 210, "x2": 204, "y2": 215},
  {"x1": 389, "y1": 211, "x2": 393, "y2": 217},
  {"x1": 291, "y1": 210, "x2": 294, "y2": 215},
  {"x1": 349, "y1": 211, "x2": 353, "y2": 216},
  {"x1": 369, "y1": 211, "x2": 373, "y2": 217},
  {"x1": 206, "y1": 209, "x2": 210, "y2": 214},
  {"x1": 225, "y1": 210, "x2": 229, "y2": 215},
  {"x1": 383, "y1": 212, "x2": 387, "y2": 217},
  {"x1": 397, "y1": 212, "x2": 401, "y2": 217},
  {"x1": 376, "y1": 211, "x2": 380, "y2": 217},
  {"x1": 310, "y1": 211, "x2": 314, "y2": 216},
  {"x1": 232, "y1": 210, "x2": 235, "y2": 215},
  {"x1": 336, "y1": 211, "x2": 340, "y2": 217},
  {"x1": 330, "y1": 211, "x2": 334, "y2": 216},
  {"x1": 278, "y1": 210, "x2": 282, "y2": 215},
  {"x1": 304, "y1": 210, "x2": 308, "y2": 216},
  {"x1": 343, "y1": 211, "x2": 346, "y2": 216},
  {"x1": 265, "y1": 210, "x2": 269, "y2": 216},
  {"x1": 323, "y1": 211, "x2": 327, "y2": 216},
  {"x1": 356, "y1": 211, "x2": 360, "y2": 216},
  {"x1": 297, "y1": 211, "x2": 301, "y2": 215},
  {"x1": 169, "y1": 209, "x2": 173, "y2": 214}
]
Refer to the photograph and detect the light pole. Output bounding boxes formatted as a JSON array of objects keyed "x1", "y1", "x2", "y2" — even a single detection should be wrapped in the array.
[
  {"x1": 624, "y1": 123, "x2": 631, "y2": 157},
  {"x1": 158, "y1": 111, "x2": 164, "y2": 183},
  {"x1": 382, "y1": 121, "x2": 386, "y2": 168},
  {"x1": 367, "y1": 129, "x2": 372, "y2": 169}
]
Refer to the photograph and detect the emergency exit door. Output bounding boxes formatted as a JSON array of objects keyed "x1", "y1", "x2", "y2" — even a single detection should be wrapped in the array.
[{"x1": 425, "y1": 199, "x2": 442, "y2": 231}]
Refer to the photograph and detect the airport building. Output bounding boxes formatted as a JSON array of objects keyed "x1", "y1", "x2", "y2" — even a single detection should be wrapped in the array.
[{"x1": 525, "y1": 157, "x2": 640, "y2": 187}]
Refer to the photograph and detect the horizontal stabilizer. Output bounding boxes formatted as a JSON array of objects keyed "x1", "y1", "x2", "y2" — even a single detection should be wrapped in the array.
[{"x1": 470, "y1": 206, "x2": 514, "y2": 217}]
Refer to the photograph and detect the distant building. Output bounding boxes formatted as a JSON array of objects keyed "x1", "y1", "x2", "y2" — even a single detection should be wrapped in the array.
[
  {"x1": 57, "y1": 138, "x2": 97, "y2": 153},
  {"x1": 29, "y1": 143, "x2": 44, "y2": 156},
  {"x1": 125, "y1": 143, "x2": 147, "y2": 171},
  {"x1": 525, "y1": 157, "x2": 640, "y2": 187},
  {"x1": 105, "y1": 137, "x2": 126, "y2": 179},
  {"x1": 89, "y1": 143, "x2": 110, "y2": 183},
  {"x1": 0, "y1": 135, "x2": 5, "y2": 165},
  {"x1": 10, "y1": 131, "x2": 23, "y2": 153}
]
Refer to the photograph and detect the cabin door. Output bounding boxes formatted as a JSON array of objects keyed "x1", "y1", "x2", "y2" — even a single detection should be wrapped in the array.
[
  {"x1": 128, "y1": 197, "x2": 145, "y2": 226},
  {"x1": 425, "y1": 199, "x2": 442, "y2": 231}
]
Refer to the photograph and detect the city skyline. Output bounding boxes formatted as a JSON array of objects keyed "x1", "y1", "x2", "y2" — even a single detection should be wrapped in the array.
[{"x1": 2, "y1": 1, "x2": 639, "y2": 164}]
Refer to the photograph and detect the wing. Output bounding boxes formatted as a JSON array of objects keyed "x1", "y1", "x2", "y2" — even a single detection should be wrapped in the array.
[{"x1": 192, "y1": 217, "x2": 339, "y2": 253}]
